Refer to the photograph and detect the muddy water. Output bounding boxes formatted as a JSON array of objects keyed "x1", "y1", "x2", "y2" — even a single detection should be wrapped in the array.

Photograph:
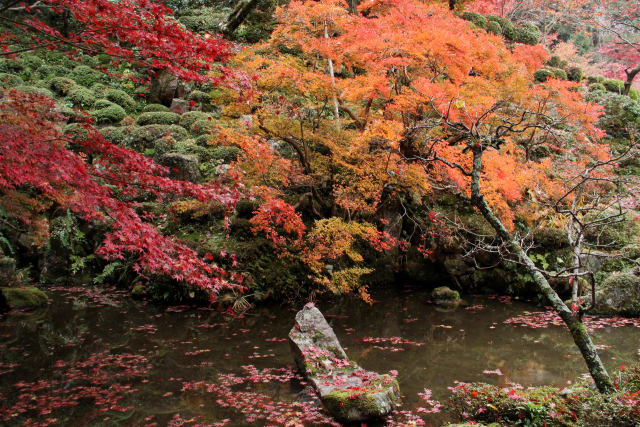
[{"x1": 1, "y1": 285, "x2": 639, "y2": 426}]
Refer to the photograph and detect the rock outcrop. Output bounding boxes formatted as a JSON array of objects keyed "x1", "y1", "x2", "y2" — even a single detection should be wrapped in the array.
[{"x1": 289, "y1": 303, "x2": 400, "y2": 422}]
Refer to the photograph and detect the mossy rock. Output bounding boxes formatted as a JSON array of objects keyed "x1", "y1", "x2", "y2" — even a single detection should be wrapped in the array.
[
  {"x1": 48, "y1": 76, "x2": 78, "y2": 96},
  {"x1": 179, "y1": 111, "x2": 215, "y2": 129},
  {"x1": 461, "y1": 12, "x2": 488, "y2": 29},
  {"x1": 71, "y1": 65, "x2": 105, "y2": 88},
  {"x1": 187, "y1": 90, "x2": 210, "y2": 104},
  {"x1": 322, "y1": 378, "x2": 400, "y2": 422},
  {"x1": 0, "y1": 73, "x2": 24, "y2": 88},
  {"x1": 431, "y1": 286, "x2": 460, "y2": 302},
  {"x1": 135, "y1": 111, "x2": 181, "y2": 126},
  {"x1": 67, "y1": 87, "x2": 96, "y2": 109},
  {"x1": 514, "y1": 23, "x2": 541, "y2": 45},
  {"x1": 143, "y1": 103, "x2": 170, "y2": 112},
  {"x1": 211, "y1": 145, "x2": 240, "y2": 163},
  {"x1": 595, "y1": 269, "x2": 640, "y2": 316},
  {"x1": 1, "y1": 287, "x2": 48, "y2": 309},
  {"x1": 92, "y1": 104, "x2": 126, "y2": 124},
  {"x1": 105, "y1": 89, "x2": 135, "y2": 111}
]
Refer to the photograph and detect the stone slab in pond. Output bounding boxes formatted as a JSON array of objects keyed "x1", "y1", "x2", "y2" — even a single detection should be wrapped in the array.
[{"x1": 289, "y1": 303, "x2": 400, "y2": 422}]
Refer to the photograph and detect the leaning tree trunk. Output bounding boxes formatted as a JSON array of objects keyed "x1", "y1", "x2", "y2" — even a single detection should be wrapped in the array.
[
  {"x1": 469, "y1": 148, "x2": 615, "y2": 394},
  {"x1": 218, "y1": 0, "x2": 261, "y2": 36},
  {"x1": 623, "y1": 65, "x2": 640, "y2": 97}
]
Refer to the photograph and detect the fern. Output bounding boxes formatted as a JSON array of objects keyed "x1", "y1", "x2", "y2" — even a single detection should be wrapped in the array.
[{"x1": 93, "y1": 261, "x2": 123, "y2": 284}]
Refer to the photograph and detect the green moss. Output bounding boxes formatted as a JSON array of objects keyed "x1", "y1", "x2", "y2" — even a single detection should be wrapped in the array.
[
  {"x1": 94, "y1": 98, "x2": 115, "y2": 109},
  {"x1": 211, "y1": 145, "x2": 240, "y2": 163},
  {"x1": 101, "y1": 124, "x2": 188, "y2": 149},
  {"x1": 1, "y1": 287, "x2": 48, "y2": 308},
  {"x1": 67, "y1": 87, "x2": 96, "y2": 109},
  {"x1": 431, "y1": 286, "x2": 460, "y2": 301},
  {"x1": 92, "y1": 104, "x2": 126, "y2": 124},
  {"x1": 14, "y1": 85, "x2": 54, "y2": 99},
  {"x1": 190, "y1": 118, "x2": 219, "y2": 136},
  {"x1": 135, "y1": 111, "x2": 181, "y2": 126},
  {"x1": 187, "y1": 90, "x2": 211, "y2": 104},
  {"x1": 37, "y1": 65, "x2": 71, "y2": 79},
  {"x1": 90, "y1": 83, "x2": 107, "y2": 97},
  {"x1": 71, "y1": 65, "x2": 104, "y2": 88},
  {"x1": 21, "y1": 55, "x2": 44, "y2": 70},
  {"x1": 595, "y1": 270, "x2": 640, "y2": 316},
  {"x1": 105, "y1": 89, "x2": 135, "y2": 111},
  {"x1": 143, "y1": 103, "x2": 170, "y2": 112},
  {"x1": 533, "y1": 68, "x2": 553, "y2": 83},
  {"x1": 48, "y1": 76, "x2": 77, "y2": 96}
]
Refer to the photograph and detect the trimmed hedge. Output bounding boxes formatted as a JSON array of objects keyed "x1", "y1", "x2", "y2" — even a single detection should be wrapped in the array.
[
  {"x1": 71, "y1": 65, "x2": 104, "y2": 88},
  {"x1": 534, "y1": 69, "x2": 553, "y2": 83},
  {"x1": 514, "y1": 23, "x2": 541, "y2": 45},
  {"x1": 48, "y1": 77, "x2": 78, "y2": 96},
  {"x1": 487, "y1": 21, "x2": 502, "y2": 35},
  {"x1": 143, "y1": 103, "x2": 170, "y2": 112},
  {"x1": 487, "y1": 15, "x2": 515, "y2": 40},
  {"x1": 179, "y1": 111, "x2": 215, "y2": 129},
  {"x1": 461, "y1": 12, "x2": 488, "y2": 29},
  {"x1": 135, "y1": 111, "x2": 181, "y2": 126},
  {"x1": 566, "y1": 66, "x2": 583, "y2": 82},
  {"x1": 105, "y1": 89, "x2": 135, "y2": 110},
  {"x1": 92, "y1": 104, "x2": 126, "y2": 124},
  {"x1": 67, "y1": 87, "x2": 96, "y2": 109},
  {"x1": 101, "y1": 124, "x2": 188, "y2": 149},
  {"x1": 0, "y1": 73, "x2": 23, "y2": 88}
]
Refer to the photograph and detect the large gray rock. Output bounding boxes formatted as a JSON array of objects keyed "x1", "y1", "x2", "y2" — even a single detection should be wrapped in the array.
[
  {"x1": 594, "y1": 268, "x2": 640, "y2": 316},
  {"x1": 289, "y1": 303, "x2": 400, "y2": 422},
  {"x1": 160, "y1": 153, "x2": 200, "y2": 183}
]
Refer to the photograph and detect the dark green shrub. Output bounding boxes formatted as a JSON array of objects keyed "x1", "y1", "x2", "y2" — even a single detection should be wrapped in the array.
[
  {"x1": 194, "y1": 134, "x2": 211, "y2": 146},
  {"x1": 461, "y1": 12, "x2": 488, "y2": 29},
  {"x1": 14, "y1": 85, "x2": 54, "y2": 98},
  {"x1": 486, "y1": 21, "x2": 502, "y2": 35},
  {"x1": 79, "y1": 54, "x2": 99, "y2": 67},
  {"x1": 143, "y1": 103, "x2": 170, "y2": 112},
  {"x1": 187, "y1": 90, "x2": 210, "y2": 103},
  {"x1": 101, "y1": 124, "x2": 188, "y2": 149},
  {"x1": 93, "y1": 99, "x2": 116, "y2": 109},
  {"x1": 135, "y1": 111, "x2": 181, "y2": 126},
  {"x1": 92, "y1": 104, "x2": 126, "y2": 124},
  {"x1": 48, "y1": 77, "x2": 78, "y2": 95},
  {"x1": 62, "y1": 123, "x2": 90, "y2": 141},
  {"x1": 0, "y1": 58, "x2": 24, "y2": 73},
  {"x1": 0, "y1": 73, "x2": 23, "y2": 88},
  {"x1": 179, "y1": 111, "x2": 215, "y2": 129},
  {"x1": 550, "y1": 67, "x2": 567, "y2": 80},
  {"x1": 589, "y1": 92, "x2": 640, "y2": 138},
  {"x1": 487, "y1": 15, "x2": 515, "y2": 40},
  {"x1": 603, "y1": 78, "x2": 625, "y2": 93},
  {"x1": 67, "y1": 87, "x2": 96, "y2": 109},
  {"x1": 514, "y1": 23, "x2": 541, "y2": 45},
  {"x1": 191, "y1": 118, "x2": 218, "y2": 135},
  {"x1": 629, "y1": 87, "x2": 640, "y2": 101},
  {"x1": 533, "y1": 68, "x2": 553, "y2": 83},
  {"x1": 545, "y1": 55, "x2": 567, "y2": 69},
  {"x1": 211, "y1": 145, "x2": 240, "y2": 163},
  {"x1": 566, "y1": 66, "x2": 583, "y2": 82},
  {"x1": 37, "y1": 65, "x2": 70, "y2": 79},
  {"x1": 588, "y1": 82, "x2": 606, "y2": 93},
  {"x1": 90, "y1": 83, "x2": 107, "y2": 97},
  {"x1": 21, "y1": 55, "x2": 44, "y2": 70},
  {"x1": 71, "y1": 65, "x2": 104, "y2": 88},
  {"x1": 573, "y1": 32, "x2": 593, "y2": 54},
  {"x1": 105, "y1": 89, "x2": 135, "y2": 110},
  {"x1": 587, "y1": 75, "x2": 599, "y2": 84},
  {"x1": 235, "y1": 199, "x2": 260, "y2": 218}
]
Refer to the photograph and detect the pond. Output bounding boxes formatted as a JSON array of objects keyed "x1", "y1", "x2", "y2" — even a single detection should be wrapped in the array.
[{"x1": 1, "y1": 284, "x2": 639, "y2": 426}]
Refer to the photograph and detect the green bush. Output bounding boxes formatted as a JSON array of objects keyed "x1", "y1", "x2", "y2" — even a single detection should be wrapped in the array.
[
  {"x1": 461, "y1": 12, "x2": 488, "y2": 29},
  {"x1": 211, "y1": 145, "x2": 240, "y2": 163},
  {"x1": 487, "y1": 15, "x2": 515, "y2": 40},
  {"x1": 588, "y1": 82, "x2": 606, "y2": 93},
  {"x1": 187, "y1": 90, "x2": 210, "y2": 103},
  {"x1": 90, "y1": 83, "x2": 107, "y2": 97},
  {"x1": 67, "y1": 87, "x2": 96, "y2": 109},
  {"x1": 21, "y1": 55, "x2": 44, "y2": 70},
  {"x1": 14, "y1": 85, "x2": 54, "y2": 99},
  {"x1": 0, "y1": 73, "x2": 23, "y2": 88},
  {"x1": 48, "y1": 77, "x2": 78, "y2": 95},
  {"x1": 533, "y1": 68, "x2": 553, "y2": 83},
  {"x1": 62, "y1": 123, "x2": 90, "y2": 141},
  {"x1": 79, "y1": 54, "x2": 99, "y2": 67},
  {"x1": 486, "y1": 21, "x2": 502, "y2": 35},
  {"x1": 0, "y1": 58, "x2": 24, "y2": 73},
  {"x1": 588, "y1": 91, "x2": 640, "y2": 138},
  {"x1": 105, "y1": 89, "x2": 135, "y2": 110},
  {"x1": 135, "y1": 111, "x2": 181, "y2": 126},
  {"x1": 566, "y1": 66, "x2": 583, "y2": 82},
  {"x1": 629, "y1": 87, "x2": 640, "y2": 101},
  {"x1": 603, "y1": 78, "x2": 625, "y2": 93},
  {"x1": 101, "y1": 124, "x2": 188, "y2": 149},
  {"x1": 37, "y1": 65, "x2": 70, "y2": 79},
  {"x1": 194, "y1": 134, "x2": 211, "y2": 146},
  {"x1": 92, "y1": 104, "x2": 126, "y2": 125},
  {"x1": 143, "y1": 103, "x2": 170, "y2": 112},
  {"x1": 545, "y1": 55, "x2": 567, "y2": 69},
  {"x1": 179, "y1": 111, "x2": 215, "y2": 129},
  {"x1": 550, "y1": 67, "x2": 567, "y2": 80},
  {"x1": 573, "y1": 32, "x2": 593, "y2": 54},
  {"x1": 191, "y1": 118, "x2": 219, "y2": 136},
  {"x1": 71, "y1": 65, "x2": 104, "y2": 88},
  {"x1": 93, "y1": 99, "x2": 116, "y2": 109},
  {"x1": 514, "y1": 23, "x2": 541, "y2": 45}
]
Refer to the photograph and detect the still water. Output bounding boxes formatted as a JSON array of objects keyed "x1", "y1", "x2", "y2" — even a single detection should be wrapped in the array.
[{"x1": 1, "y1": 284, "x2": 639, "y2": 426}]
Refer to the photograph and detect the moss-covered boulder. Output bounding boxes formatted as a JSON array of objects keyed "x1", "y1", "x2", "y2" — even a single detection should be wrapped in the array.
[
  {"x1": 67, "y1": 87, "x2": 96, "y2": 109},
  {"x1": 431, "y1": 286, "x2": 461, "y2": 307},
  {"x1": 135, "y1": 111, "x2": 181, "y2": 126},
  {"x1": 143, "y1": 103, "x2": 170, "y2": 112},
  {"x1": 1, "y1": 287, "x2": 48, "y2": 309},
  {"x1": 91, "y1": 104, "x2": 126, "y2": 124},
  {"x1": 101, "y1": 124, "x2": 188, "y2": 149},
  {"x1": 594, "y1": 269, "x2": 640, "y2": 316},
  {"x1": 159, "y1": 152, "x2": 200, "y2": 182},
  {"x1": 105, "y1": 89, "x2": 135, "y2": 111},
  {"x1": 0, "y1": 256, "x2": 16, "y2": 284},
  {"x1": 289, "y1": 304, "x2": 400, "y2": 422}
]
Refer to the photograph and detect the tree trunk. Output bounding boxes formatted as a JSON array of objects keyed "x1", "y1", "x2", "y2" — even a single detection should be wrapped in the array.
[
  {"x1": 623, "y1": 65, "x2": 640, "y2": 96},
  {"x1": 448, "y1": 0, "x2": 456, "y2": 10},
  {"x1": 469, "y1": 148, "x2": 615, "y2": 394},
  {"x1": 219, "y1": 0, "x2": 261, "y2": 36}
]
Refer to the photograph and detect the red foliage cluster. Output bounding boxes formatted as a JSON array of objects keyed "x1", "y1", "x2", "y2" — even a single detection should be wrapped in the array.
[
  {"x1": 0, "y1": 89, "x2": 242, "y2": 295},
  {"x1": 2, "y1": 0, "x2": 230, "y2": 83}
]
